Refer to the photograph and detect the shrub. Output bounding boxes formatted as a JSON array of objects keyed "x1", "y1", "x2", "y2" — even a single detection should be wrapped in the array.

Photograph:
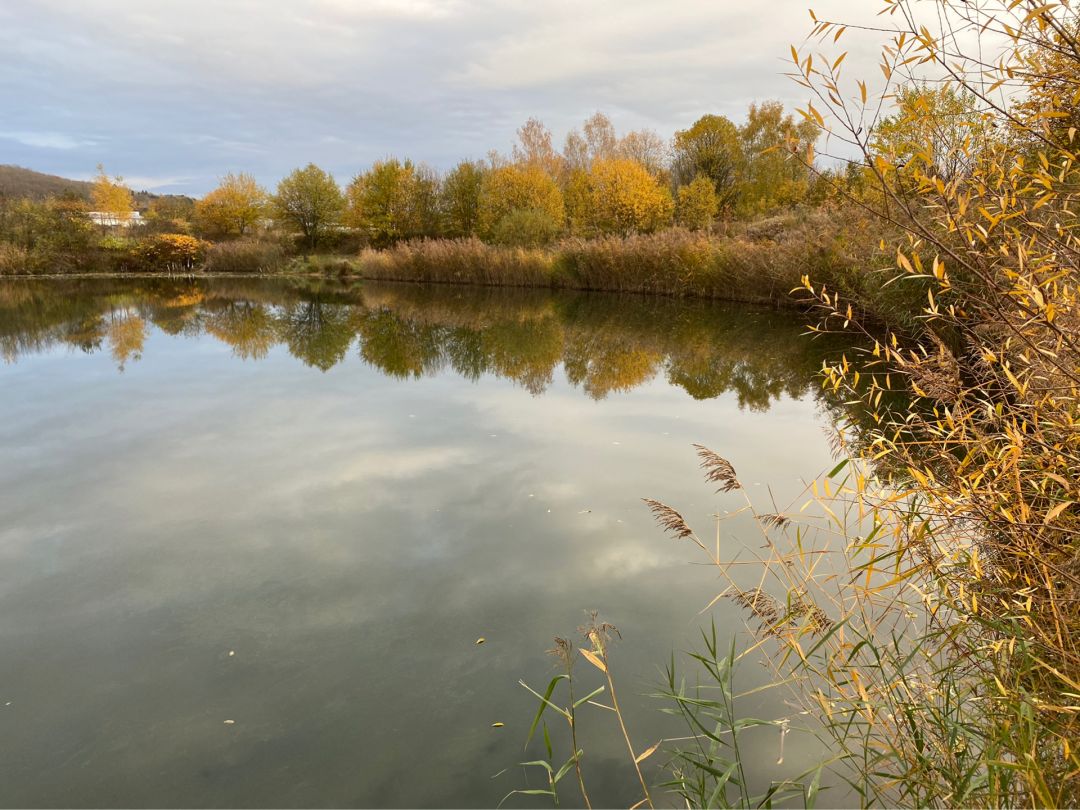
[
  {"x1": 129, "y1": 233, "x2": 209, "y2": 272},
  {"x1": 0, "y1": 242, "x2": 29, "y2": 275}
]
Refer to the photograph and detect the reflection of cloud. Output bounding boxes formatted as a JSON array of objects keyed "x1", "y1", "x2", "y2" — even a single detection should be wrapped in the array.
[
  {"x1": 0, "y1": 301, "x2": 843, "y2": 806},
  {"x1": 589, "y1": 542, "x2": 671, "y2": 579}
]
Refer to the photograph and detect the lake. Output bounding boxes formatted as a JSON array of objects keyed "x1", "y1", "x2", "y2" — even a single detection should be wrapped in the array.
[{"x1": 0, "y1": 277, "x2": 849, "y2": 808}]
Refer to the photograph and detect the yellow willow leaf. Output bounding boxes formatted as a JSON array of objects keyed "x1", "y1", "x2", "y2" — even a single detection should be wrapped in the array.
[
  {"x1": 1043, "y1": 501, "x2": 1073, "y2": 524},
  {"x1": 833, "y1": 52, "x2": 847, "y2": 71},
  {"x1": 580, "y1": 648, "x2": 607, "y2": 673},
  {"x1": 635, "y1": 742, "x2": 661, "y2": 764}
]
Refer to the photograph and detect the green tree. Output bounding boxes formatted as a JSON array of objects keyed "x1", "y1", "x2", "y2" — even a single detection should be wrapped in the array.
[
  {"x1": 346, "y1": 158, "x2": 439, "y2": 246},
  {"x1": 440, "y1": 160, "x2": 486, "y2": 238},
  {"x1": 676, "y1": 175, "x2": 719, "y2": 230},
  {"x1": 273, "y1": 164, "x2": 345, "y2": 250},
  {"x1": 146, "y1": 196, "x2": 196, "y2": 235},
  {"x1": 671, "y1": 115, "x2": 743, "y2": 211},
  {"x1": 737, "y1": 101, "x2": 819, "y2": 216},
  {"x1": 871, "y1": 85, "x2": 987, "y2": 183}
]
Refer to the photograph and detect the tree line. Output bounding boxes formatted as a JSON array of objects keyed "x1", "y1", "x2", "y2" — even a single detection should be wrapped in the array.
[{"x1": 181, "y1": 104, "x2": 825, "y2": 249}]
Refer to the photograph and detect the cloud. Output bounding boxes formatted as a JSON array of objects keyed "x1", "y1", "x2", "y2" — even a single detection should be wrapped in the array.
[
  {"x1": 0, "y1": 0, "x2": 881, "y2": 193},
  {"x1": 0, "y1": 130, "x2": 95, "y2": 150}
]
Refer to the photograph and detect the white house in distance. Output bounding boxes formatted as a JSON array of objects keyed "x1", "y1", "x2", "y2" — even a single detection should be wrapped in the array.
[{"x1": 88, "y1": 211, "x2": 145, "y2": 227}]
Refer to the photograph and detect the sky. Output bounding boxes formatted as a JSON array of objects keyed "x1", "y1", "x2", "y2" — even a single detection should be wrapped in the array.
[{"x1": 0, "y1": 0, "x2": 880, "y2": 195}]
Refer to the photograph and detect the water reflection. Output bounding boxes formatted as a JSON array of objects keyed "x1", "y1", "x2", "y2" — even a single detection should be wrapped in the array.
[
  {"x1": 0, "y1": 277, "x2": 857, "y2": 808},
  {"x1": 0, "y1": 278, "x2": 839, "y2": 409}
]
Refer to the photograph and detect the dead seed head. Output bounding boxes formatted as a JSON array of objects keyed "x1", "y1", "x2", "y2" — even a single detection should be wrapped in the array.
[
  {"x1": 693, "y1": 444, "x2": 741, "y2": 492},
  {"x1": 642, "y1": 498, "x2": 694, "y2": 540},
  {"x1": 547, "y1": 636, "x2": 574, "y2": 670},
  {"x1": 759, "y1": 513, "x2": 792, "y2": 530},
  {"x1": 579, "y1": 610, "x2": 620, "y2": 652},
  {"x1": 728, "y1": 588, "x2": 783, "y2": 632}
]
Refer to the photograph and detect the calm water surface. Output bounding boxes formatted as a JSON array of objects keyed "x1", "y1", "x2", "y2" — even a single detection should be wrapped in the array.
[{"x1": 0, "y1": 278, "x2": 847, "y2": 808}]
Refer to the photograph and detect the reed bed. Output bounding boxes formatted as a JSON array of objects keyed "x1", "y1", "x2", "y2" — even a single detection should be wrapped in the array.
[{"x1": 351, "y1": 209, "x2": 918, "y2": 326}]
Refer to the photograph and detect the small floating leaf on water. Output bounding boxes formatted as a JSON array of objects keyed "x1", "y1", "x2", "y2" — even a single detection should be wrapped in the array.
[
  {"x1": 228, "y1": 650, "x2": 235, "y2": 656},
  {"x1": 578, "y1": 509, "x2": 591, "y2": 514},
  {"x1": 475, "y1": 637, "x2": 486, "y2": 645},
  {"x1": 491, "y1": 722, "x2": 504, "y2": 728},
  {"x1": 612, "y1": 441, "x2": 621, "y2": 445},
  {"x1": 224, "y1": 720, "x2": 235, "y2": 725}
]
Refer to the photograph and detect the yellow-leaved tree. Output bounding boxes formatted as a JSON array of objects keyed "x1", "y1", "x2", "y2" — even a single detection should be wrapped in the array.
[
  {"x1": 195, "y1": 173, "x2": 269, "y2": 237},
  {"x1": 90, "y1": 164, "x2": 135, "y2": 226},
  {"x1": 477, "y1": 165, "x2": 564, "y2": 246},
  {"x1": 571, "y1": 158, "x2": 674, "y2": 236}
]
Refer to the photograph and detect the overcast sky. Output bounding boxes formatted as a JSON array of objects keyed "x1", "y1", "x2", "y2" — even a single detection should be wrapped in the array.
[{"x1": 0, "y1": 0, "x2": 879, "y2": 195}]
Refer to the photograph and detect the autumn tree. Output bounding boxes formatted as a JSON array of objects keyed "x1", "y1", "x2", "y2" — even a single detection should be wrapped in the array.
[
  {"x1": 146, "y1": 196, "x2": 196, "y2": 234},
  {"x1": 273, "y1": 164, "x2": 345, "y2": 250},
  {"x1": 871, "y1": 85, "x2": 988, "y2": 184},
  {"x1": 477, "y1": 165, "x2": 564, "y2": 242},
  {"x1": 512, "y1": 118, "x2": 563, "y2": 178},
  {"x1": 671, "y1": 115, "x2": 743, "y2": 211},
  {"x1": 90, "y1": 164, "x2": 135, "y2": 225},
  {"x1": 564, "y1": 112, "x2": 620, "y2": 172},
  {"x1": 582, "y1": 112, "x2": 618, "y2": 162},
  {"x1": 737, "y1": 101, "x2": 819, "y2": 215},
  {"x1": 1012, "y1": 14, "x2": 1080, "y2": 149},
  {"x1": 676, "y1": 175, "x2": 719, "y2": 230},
  {"x1": 617, "y1": 129, "x2": 668, "y2": 176},
  {"x1": 571, "y1": 158, "x2": 674, "y2": 236},
  {"x1": 195, "y1": 172, "x2": 269, "y2": 237},
  {"x1": 440, "y1": 160, "x2": 486, "y2": 238},
  {"x1": 345, "y1": 158, "x2": 438, "y2": 246}
]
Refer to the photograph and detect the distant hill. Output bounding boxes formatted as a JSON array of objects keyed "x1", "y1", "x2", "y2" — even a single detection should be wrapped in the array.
[{"x1": 0, "y1": 165, "x2": 194, "y2": 209}]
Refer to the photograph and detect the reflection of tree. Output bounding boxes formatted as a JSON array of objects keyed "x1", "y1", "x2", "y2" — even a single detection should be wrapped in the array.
[
  {"x1": 204, "y1": 302, "x2": 277, "y2": 361},
  {"x1": 565, "y1": 338, "x2": 661, "y2": 399},
  {"x1": 107, "y1": 312, "x2": 146, "y2": 372},
  {"x1": 0, "y1": 276, "x2": 866, "y2": 417},
  {"x1": 356, "y1": 309, "x2": 444, "y2": 378},
  {"x1": 278, "y1": 300, "x2": 359, "y2": 371},
  {"x1": 481, "y1": 318, "x2": 562, "y2": 395}
]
